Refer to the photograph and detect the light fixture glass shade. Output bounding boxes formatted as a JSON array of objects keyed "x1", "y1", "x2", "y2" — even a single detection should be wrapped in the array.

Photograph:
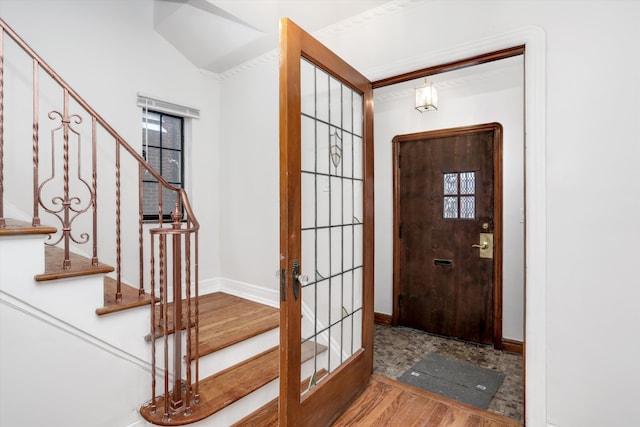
[{"x1": 415, "y1": 80, "x2": 438, "y2": 112}]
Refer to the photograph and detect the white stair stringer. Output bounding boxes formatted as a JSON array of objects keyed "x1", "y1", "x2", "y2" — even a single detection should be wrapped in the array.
[
  {"x1": 1, "y1": 233, "x2": 330, "y2": 426},
  {"x1": 0, "y1": 233, "x2": 152, "y2": 363}
]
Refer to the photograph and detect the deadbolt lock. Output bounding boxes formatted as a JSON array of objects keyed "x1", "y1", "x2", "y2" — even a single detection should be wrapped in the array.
[{"x1": 472, "y1": 233, "x2": 494, "y2": 258}]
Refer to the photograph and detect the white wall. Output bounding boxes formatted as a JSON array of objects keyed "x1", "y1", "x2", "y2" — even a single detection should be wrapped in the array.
[
  {"x1": 373, "y1": 58, "x2": 525, "y2": 341},
  {"x1": 218, "y1": 57, "x2": 281, "y2": 289},
  {"x1": 2, "y1": 1, "x2": 640, "y2": 426},
  {"x1": 218, "y1": 1, "x2": 640, "y2": 426},
  {"x1": 0, "y1": 0, "x2": 222, "y2": 282},
  {"x1": 0, "y1": 295, "x2": 151, "y2": 427}
]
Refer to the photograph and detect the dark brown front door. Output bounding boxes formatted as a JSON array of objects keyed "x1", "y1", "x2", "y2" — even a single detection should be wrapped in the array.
[{"x1": 392, "y1": 123, "x2": 503, "y2": 347}]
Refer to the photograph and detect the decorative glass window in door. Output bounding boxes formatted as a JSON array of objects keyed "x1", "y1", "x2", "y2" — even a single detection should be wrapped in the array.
[
  {"x1": 443, "y1": 171, "x2": 476, "y2": 219},
  {"x1": 299, "y1": 58, "x2": 364, "y2": 393}
]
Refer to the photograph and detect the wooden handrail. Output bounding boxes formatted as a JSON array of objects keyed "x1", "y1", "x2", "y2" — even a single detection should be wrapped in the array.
[
  {"x1": 0, "y1": 18, "x2": 202, "y2": 422},
  {"x1": 0, "y1": 18, "x2": 177, "y2": 193}
]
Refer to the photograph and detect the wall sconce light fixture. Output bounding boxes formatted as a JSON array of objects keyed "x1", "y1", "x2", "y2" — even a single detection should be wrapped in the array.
[{"x1": 414, "y1": 78, "x2": 438, "y2": 112}]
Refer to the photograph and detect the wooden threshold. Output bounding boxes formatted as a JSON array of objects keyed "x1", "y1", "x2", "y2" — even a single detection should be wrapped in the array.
[
  {"x1": 35, "y1": 245, "x2": 113, "y2": 281},
  {"x1": 332, "y1": 374, "x2": 521, "y2": 427},
  {"x1": 0, "y1": 218, "x2": 56, "y2": 236},
  {"x1": 139, "y1": 342, "x2": 326, "y2": 426}
]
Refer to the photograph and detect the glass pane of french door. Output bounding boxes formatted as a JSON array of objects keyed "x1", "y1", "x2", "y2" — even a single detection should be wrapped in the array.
[{"x1": 299, "y1": 57, "x2": 364, "y2": 395}]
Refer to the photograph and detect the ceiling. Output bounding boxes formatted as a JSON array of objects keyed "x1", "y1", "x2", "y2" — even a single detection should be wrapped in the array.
[
  {"x1": 153, "y1": 0, "x2": 523, "y2": 97},
  {"x1": 153, "y1": 0, "x2": 390, "y2": 74}
]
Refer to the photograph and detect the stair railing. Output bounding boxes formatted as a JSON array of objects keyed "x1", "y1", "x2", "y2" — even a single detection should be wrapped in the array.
[{"x1": 0, "y1": 18, "x2": 201, "y2": 419}]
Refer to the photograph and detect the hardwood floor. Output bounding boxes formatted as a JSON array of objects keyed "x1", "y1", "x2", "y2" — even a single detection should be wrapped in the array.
[{"x1": 332, "y1": 375, "x2": 521, "y2": 427}]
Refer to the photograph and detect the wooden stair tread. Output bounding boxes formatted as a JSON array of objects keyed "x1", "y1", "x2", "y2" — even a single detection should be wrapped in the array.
[
  {"x1": 35, "y1": 245, "x2": 113, "y2": 281},
  {"x1": 145, "y1": 293, "x2": 279, "y2": 359},
  {"x1": 95, "y1": 277, "x2": 156, "y2": 315},
  {"x1": 140, "y1": 342, "x2": 326, "y2": 426},
  {"x1": 192, "y1": 293, "x2": 279, "y2": 357},
  {"x1": 232, "y1": 369, "x2": 329, "y2": 427},
  {"x1": 0, "y1": 218, "x2": 56, "y2": 236}
]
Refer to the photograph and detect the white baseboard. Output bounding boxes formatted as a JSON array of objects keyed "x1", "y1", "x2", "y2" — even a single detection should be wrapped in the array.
[{"x1": 212, "y1": 277, "x2": 279, "y2": 308}]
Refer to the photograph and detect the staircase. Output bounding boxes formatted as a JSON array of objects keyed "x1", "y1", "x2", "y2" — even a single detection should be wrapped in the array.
[
  {"x1": 0, "y1": 219, "x2": 328, "y2": 426},
  {"x1": 0, "y1": 18, "x2": 325, "y2": 427}
]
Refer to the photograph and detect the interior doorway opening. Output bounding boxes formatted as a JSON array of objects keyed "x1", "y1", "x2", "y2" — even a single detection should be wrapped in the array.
[{"x1": 372, "y1": 48, "x2": 526, "y2": 422}]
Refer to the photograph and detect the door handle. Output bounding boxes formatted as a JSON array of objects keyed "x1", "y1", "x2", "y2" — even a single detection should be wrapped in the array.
[
  {"x1": 473, "y1": 233, "x2": 494, "y2": 258},
  {"x1": 292, "y1": 259, "x2": 301, "y2": 301},
  {"x1": 472, "y1": 242, "x2": 489, "y2": 249}
]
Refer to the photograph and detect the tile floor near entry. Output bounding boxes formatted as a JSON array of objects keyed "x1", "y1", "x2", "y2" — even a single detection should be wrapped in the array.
[{"x1": 373, "y1": 324, "x2": 524, "y2": 422}]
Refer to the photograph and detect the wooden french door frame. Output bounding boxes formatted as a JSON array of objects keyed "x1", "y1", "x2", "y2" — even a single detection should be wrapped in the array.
[
  {"x1": 279, "y1": 18, "x2": 374, "y2": 427},
  {"x1": 391, "y1": 123, "x2": 504, "y2": 349}
]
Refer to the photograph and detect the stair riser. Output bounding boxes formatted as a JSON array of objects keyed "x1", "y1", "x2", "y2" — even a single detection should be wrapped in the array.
[
  {"x1": 190, "y1": 327, "x2": 279, "y2": 378},
  {"x1": 0, "y1": 235, "x2": 48, "y2": 280}
]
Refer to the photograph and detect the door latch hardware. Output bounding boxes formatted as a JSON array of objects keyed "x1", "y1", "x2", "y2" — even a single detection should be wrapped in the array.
[
  {"x1": 472, "y1": 233, "x2": 494, "y2": 258},
  {"x1": 292, "y1": 259, "x2": 301, "y2": 301}
]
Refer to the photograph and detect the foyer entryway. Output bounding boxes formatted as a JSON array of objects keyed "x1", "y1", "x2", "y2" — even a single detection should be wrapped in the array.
[{"x1": 373, "y1": 324, "x2": 524, "y2": 422}]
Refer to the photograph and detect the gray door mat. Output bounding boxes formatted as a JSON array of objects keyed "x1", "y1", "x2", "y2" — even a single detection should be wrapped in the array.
[{"x1": 397, "y1": 352, "x2": 505, "y2": 409}]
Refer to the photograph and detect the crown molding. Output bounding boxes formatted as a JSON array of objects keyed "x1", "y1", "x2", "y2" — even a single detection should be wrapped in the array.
[{"x1": 218, "y1": 0, "x2": 425, "y2": 80}]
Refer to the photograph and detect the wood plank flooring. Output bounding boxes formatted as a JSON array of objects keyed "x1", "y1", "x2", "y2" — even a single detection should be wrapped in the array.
[
  {"x1": 193, "y1": 292, "x2": 279, "y2": 357},
  {"x1": 332, "y1": 375, "x2": 521, "y2": 427},
  {"x1": 234, "y1": 374, "x2": 519, "y2": 426},
  {"x1": 144, "y1": 292, "x2": 279, "y2": 358}
]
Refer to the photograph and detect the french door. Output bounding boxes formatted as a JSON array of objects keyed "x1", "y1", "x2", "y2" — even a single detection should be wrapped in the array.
[{"x1": 279, "y1": 18, "x2": 374, "y2": 426}]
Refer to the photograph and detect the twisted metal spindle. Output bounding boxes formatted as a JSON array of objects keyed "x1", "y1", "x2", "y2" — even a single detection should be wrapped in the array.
[
  {"x1": 115, "y1": 142, "x2": 122, "y2": 302},
  {"x1": 61, "y1": 90, "x2": 71, "y2": 269},
  {"x1": 91, "y1": 116, "x2": 98, "y2": 266},
  {"x1": 31, "y1": 60, "x2": 40, "y2": 227}
]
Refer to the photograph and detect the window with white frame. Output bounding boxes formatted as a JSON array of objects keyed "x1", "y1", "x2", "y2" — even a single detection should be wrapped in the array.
[
  {"x1": 139, "y1": 94, "x2": 199, "y2": 221},
  {"x1": 141, "y1": 110, "x2": 184, "y2": 219}
]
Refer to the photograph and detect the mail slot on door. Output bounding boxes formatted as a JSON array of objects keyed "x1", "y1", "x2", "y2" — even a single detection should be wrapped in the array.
[{"x1": 433, "y1": 259, "x2": 453, "y2": 267}]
